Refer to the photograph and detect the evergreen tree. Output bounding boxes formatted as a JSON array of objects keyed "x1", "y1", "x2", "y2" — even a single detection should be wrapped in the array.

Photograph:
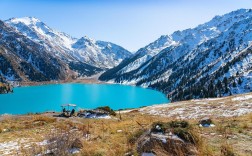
[
  {"x1": 217, "y1": 80, "x2": 222, "y2": 88},
  {"x1": 238, "y1": 77, "x2": 242, "y2": 85},
  {"x1": 223, "y1": 77, "x2": 228, "y2": 87},
  {"x1": 225, "y1": 86, "x2": 229, "y2": 93},
  {"x1": 236, "y1": 71, "x2": 239, "y2": 76},
  {"x1": 233, "y1": 81, "x2": 237, "y2": 87}
]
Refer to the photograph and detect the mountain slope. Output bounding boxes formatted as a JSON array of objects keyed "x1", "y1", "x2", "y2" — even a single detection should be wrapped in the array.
[
  {"x1": 100, "y1": 9, "x2": 252, "y2": 101},
  {"x1": 71, "y1": 37, "x2": 132, "y2": 68},
  {"x1": 6, "y1": 17, "x2": 132, "y2": 68},
  {"x1": 0, "y1": 20, "x2": 102, "y2": 83}
]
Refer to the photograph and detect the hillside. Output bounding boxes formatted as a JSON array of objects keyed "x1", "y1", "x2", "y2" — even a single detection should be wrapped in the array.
[
  {"x1": 0, "y1": 17, "x2": 132, "y2": 84},
  {"x1": 5, "y1": 17, "x2": 132, "y2": 69},
  {"x1": 0, "y1": 20, "x2": 103, "y2": 83},
  {"x1": 0, "y1": 92, "x2": 251, "y2": 156},
  {"x1": 100, "y1": 9, "x2": 252, "y2": 101}
]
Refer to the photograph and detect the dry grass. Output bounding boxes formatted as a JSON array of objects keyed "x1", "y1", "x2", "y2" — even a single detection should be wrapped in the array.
[
  {"x1": 249, "y1": 113, "x2": 252, "y2": 122},
  {"x1": 135, "y1": 120, "x2": 214, "y2": 156},
  {"x1": 32, "y1": 115, "x2": 56, "y2": 123},
  {"x1": 221, "y1": 142, "x2": 235, "y2": 156},
  {"x1": 0, "y1": 112, "x2": 251, "y2": 155},
  {"x1": 0, "y1": 115, "x2": 56, "y2": 133},
  {"x1": 140, "y1": 92, "x2": 252, "y2": 120}
]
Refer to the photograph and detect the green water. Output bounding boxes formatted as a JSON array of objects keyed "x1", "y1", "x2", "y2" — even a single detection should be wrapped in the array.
[{"x1": 0, "y1": 83, "x2": 169, "y2": 115}]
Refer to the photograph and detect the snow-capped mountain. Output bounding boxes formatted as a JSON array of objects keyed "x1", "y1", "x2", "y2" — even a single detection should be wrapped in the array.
[
  {"x1": 0, "y1": 17, "x2": 132, "y2": 83},
  {"x1": 72, "y1": 36, "x2": 132, "y2": 68},
  {"x1": 100, "y1": 9, "x2": 252, "y2": 101},
  {"x1": 0, "y1": 19, "x2": 102, "y2": 83},
  {"x1": 5, "y1": 17, "x2": 131, "y2": 68}
]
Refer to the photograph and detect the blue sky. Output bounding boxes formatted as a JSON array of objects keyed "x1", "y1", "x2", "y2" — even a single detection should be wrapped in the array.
[{"x1": 0, "y1": 0, "x2": 252, "y2": 51}]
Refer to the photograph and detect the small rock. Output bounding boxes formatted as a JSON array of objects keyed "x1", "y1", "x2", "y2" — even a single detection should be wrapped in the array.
[
  {"x1": 210, "y1": 124, "x2": 215, "y2": 127},
  {"x1": 155, "y1": 125, "x2": 161, "y2": 131},
  {"x1": 117, "y1": 130, "x2": 123, "y2": 133},
  {"x1": 69, "y1": 148, "x2": 80, "y2": 154},
  {"x1": 124, "y1": 151, "x2": 134, "y2": 156},
  {"x1": 199, "y1": 117, "x2": 214, "y2": 127}
]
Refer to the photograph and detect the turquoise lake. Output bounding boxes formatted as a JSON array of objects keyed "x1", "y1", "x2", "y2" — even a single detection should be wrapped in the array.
[{"x1": 0, "y1": 83, "x2": 169, "y2": 115}]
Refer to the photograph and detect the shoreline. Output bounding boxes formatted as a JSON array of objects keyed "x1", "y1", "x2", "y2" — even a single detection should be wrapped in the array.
[
  {"x1": 16, "y1": 72, "x2": 106, "y2": 87},
  {"x1": 1, "y1": 91, "x2": 251, "y2": 118}
]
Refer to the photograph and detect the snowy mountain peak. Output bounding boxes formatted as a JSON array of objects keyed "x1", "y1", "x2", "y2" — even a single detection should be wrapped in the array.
[
  {"x1": 83, "y1": 35, "x2": 94, "y2": 41},
  {"x1": 72, "y1": 36, "x2": 96, "y2": 49},
  {"x1": 5, "y1": 17, "x2": 132, "y2": 69},
  {"x1": 7, "y1": 17, "x2": 41, "y2": 26},
  {"x1": 100, "y1": 8, "x2": 252, "y2": 101}
]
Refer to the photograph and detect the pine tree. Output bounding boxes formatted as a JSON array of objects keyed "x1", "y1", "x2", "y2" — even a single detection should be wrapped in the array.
[
  {"x1": 223, "y1": 77, "x2": 228, "y2": 87},
  {"x1": 233, "y1": 81, "x2": 237, "y2": 87},
  {"x1": 236, "y1": 71, "x2": 239, "y2": 76},
  {"x1": 217, "y1": 80, "x2": 222, "y2": 88},
  {"x1": 225, "y1": 86, "x2": 229, "y2": 93},
  {"x1": 238, "y1": 77, "x2": 242, "y2": 85}
]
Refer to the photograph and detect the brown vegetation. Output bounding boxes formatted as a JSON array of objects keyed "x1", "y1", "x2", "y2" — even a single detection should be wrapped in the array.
[{"x1": 0, "y1": 92, "x2": 251, "y2": 156}]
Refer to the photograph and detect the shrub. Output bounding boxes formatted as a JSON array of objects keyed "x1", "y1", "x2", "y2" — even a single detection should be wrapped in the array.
[
  {"x1": 151, "y1": 120, "x2": 189, "y2": 132},
  {"x1": 45, "y1": 130, "x2": 82, "y2": 156},
  {"x1": 96, "y1": 106, "x2": 116, "y2": 116},
  {"x1": 169, "y1": 120, "x2": 189, "y2": 128}
]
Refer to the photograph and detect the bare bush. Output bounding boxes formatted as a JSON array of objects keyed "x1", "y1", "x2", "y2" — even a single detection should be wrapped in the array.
[{"x1": 44, "y1": 129, "x2": 82, "y2": 156}]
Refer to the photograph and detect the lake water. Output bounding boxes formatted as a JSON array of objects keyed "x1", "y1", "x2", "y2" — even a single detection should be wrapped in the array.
[{"x1": 0, "y1": 83, "x2": 169, "y2": 115}]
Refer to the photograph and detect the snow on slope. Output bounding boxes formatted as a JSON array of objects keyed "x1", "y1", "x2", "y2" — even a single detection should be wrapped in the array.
[
  {"x1": 104, "y1": 9, "x2": 252, "y2": 77},
  {"x1": 72, "y1": 36, "x2": 132, "y2": 68},
  {"x1": 5, "y1": 17, "x2": 132, "y2": 68},
  {"x1": 6, "y1": 17, "x2": 75, "y2": 50},
  {"x1": 139, "y1": 92, "x2": 252, "y2": 119},
  {"x1": 100, "y1": 8, "x2": 252, "y2": 101}
]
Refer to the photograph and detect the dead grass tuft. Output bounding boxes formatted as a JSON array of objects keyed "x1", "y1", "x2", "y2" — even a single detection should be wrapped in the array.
[
  {"x1": 127, "y1": 129, "x2": 146, "y2": 145},
  {"x1": 134, "y1": 120, "x2": 213, "y2": 156},
  {"x1": 22, "y1": 128, "x2": 83, "y2": 156},
  {"x1": 221, "y1": 143, "x2": 235, "y2": 156},
  {"x1": 32, "y1": 115, "x2": 56, "y2": 123}
]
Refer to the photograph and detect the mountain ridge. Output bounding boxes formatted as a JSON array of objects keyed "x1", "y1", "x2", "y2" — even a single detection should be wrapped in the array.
[
  {"x1": 99, "y1": 8, "x2": 252, "y2": 101},
  {"x1": 5, "y1": 17, "x2": 132, "y2": 69},
  {"x1": 0, "y1": 17, "x2": 132, "y2": 84}
]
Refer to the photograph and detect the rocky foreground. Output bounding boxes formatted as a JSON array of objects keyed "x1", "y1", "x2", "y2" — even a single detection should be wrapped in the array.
[{"x1": 0, "y1": 92, "x2": 251, "y2": 156}]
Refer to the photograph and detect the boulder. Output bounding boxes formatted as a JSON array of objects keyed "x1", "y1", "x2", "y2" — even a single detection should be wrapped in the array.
[
  {"x1": 137, "y1": 131, "x2": 197, "y2": 156},
  {"x1": 199, "y1": 117, "x2": 215, "y2": 127}
]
